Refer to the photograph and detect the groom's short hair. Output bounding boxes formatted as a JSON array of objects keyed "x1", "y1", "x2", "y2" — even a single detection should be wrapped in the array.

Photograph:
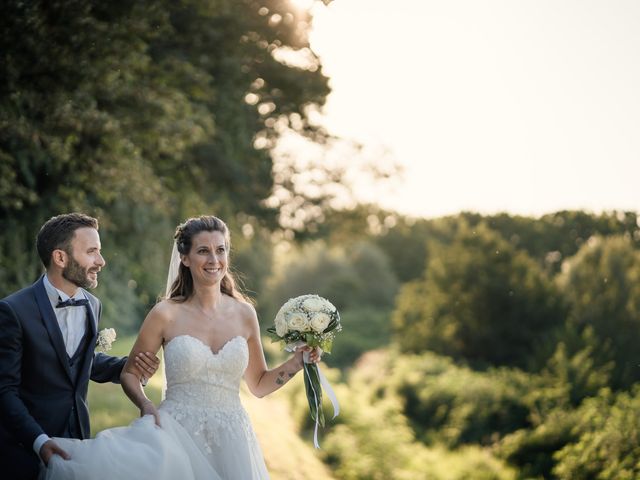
[{"x1": 37, "y1": 213, "x2": 99, "y2": 268}]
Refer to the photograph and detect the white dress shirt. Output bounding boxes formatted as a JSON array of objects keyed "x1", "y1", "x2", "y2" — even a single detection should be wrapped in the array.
[
  {"x1": 43, "y1": 274, "x2": 88, "y2": 357},
  {"x1": 33, "y1": 275, "x2": 89, "y2": 458}
]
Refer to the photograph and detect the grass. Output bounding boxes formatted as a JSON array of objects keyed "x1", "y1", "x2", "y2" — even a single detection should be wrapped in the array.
[{"x1": 87, "y1": 335, "x2": 335, "y2": 480}]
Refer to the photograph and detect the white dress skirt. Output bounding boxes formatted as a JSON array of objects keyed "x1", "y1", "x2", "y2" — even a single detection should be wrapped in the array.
[{"x1": 43, "y1": 335, "x2": 269, "y2": 480}]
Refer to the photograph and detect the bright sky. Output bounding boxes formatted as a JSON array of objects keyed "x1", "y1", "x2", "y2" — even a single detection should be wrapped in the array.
[{"x1": 305, "y1": 0, "x2": 640, "y2": 218}]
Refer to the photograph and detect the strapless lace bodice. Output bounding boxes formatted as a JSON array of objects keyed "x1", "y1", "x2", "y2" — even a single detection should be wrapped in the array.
[
  {"x1": 163, "y1": 335, "x2": 248, "y2": 409},
  {"x1": 160, "y1": 335, "x2": 258, "y2": 456}
]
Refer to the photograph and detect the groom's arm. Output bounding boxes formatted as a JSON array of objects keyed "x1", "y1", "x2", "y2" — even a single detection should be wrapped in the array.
[
  {"x1": 89, "y1": 299, "x2": 127, "y2": 383},
  {"x1": 0, "y1": 301, "x2": 46, "y2": 447},
  {"x1": 90, "y1": 352, "x2": 128, "y2": 383},
  {"x1": 91, "y1": 352, "x2": 159, "y2": 384},
  {"x1": 89, "y1": 300, "x2": 159, "y2": 384}
]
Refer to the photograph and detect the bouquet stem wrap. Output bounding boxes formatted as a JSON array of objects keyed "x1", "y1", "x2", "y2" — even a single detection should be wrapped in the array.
[{"x1": 300, "y1": 349, "x2": 340, "y2": 449}]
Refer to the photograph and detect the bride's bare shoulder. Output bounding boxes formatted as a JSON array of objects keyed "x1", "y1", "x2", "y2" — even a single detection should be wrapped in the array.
[
  {"x1": 146, "y1": 298, "x2": 186, "y2": 324},
  {"x1": 227, "y1": 298, "x2": 258, "y2": 333},
  {"x1": 226, "y1": 296, "x2": 254, "y2": 315}
]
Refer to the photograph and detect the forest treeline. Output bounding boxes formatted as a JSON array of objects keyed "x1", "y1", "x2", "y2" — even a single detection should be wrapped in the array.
[
  {"x1": 2, "y1": 2, "x2": 639, "y2": 478},
  {"x1": 268, "y1": 208, "x2": 640, "y2": 479}
]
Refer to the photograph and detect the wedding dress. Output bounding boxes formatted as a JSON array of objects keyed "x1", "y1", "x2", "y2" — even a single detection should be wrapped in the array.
[{"x1": 43, "y1": 334, "x2": 269, "y2": 480}]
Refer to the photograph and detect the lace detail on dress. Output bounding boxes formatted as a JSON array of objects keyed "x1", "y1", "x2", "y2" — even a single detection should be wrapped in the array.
[
  {"x1": 161, "y1": 403, "x2": 256, "y2": 453},
  {"x1": 159, "y1": 335, "x2": 257, "y2": 454}
]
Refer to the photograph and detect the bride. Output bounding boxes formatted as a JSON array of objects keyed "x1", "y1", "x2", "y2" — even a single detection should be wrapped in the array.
[{"x1": 43, "y1": 215, "x2": 319, "y2": 479}]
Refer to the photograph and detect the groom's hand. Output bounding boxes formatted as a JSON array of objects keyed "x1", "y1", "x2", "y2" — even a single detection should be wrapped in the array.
[
  {"x1": 39, "y1": 439, "x2": 70, "y2": 465},
  {"x1": 134, "y1": 351, "x2": 160, "y2": 381}
]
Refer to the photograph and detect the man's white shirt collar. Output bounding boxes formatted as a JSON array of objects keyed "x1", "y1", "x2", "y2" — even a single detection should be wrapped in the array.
[{"x1": 43, "y1": 274, "x2": 87, "y2": 306}]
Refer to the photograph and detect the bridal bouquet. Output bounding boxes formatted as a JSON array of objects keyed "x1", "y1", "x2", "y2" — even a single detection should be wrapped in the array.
[{"x1": 267, "y1": 294, "x2": 341, "y2": 447}]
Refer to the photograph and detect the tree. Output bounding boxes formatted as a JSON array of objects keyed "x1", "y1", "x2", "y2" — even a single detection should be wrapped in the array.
[
  {"x1": 553, "y1": 387, "x2": 640, "y2": 480},
  {"x1": 485, "y1": 210, "x2": 639, "y2": 274},
  {"x1": 0, "y1": 0, "x2": 330, "y2": 331},
  {"x1": 558, "y1": 235, "x2": 640, "y2": 388},
  {"x1": 393, "y1": 222, "x2": 566, "y2": 368},
  {"x1": 387, "y1": 352, "x2": 532, "y2": 447}
]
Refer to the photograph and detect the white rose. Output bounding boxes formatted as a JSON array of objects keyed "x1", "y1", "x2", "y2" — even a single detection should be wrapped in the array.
[
  {"x1": 287, "y1": 312, "x2": 310, "y2": 331},
  {"x1": 302, "y1": 296, "x2": 325, "y2": 312},
  {"x1": 275, "y1": 312, "x2": 288, "y2": 337},
  {"x1": 310, "y1": 312, "x2": 331, "y2": 333},
  {"x1": 282, "y1": 298, "x2": 296, "y2": 310},
  {"x1": 324, "y1": 299, "x2": 337, "y2": 313}
]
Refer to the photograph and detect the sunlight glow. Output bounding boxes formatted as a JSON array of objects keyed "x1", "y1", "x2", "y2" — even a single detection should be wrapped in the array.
[
  {"x1": 289, "y1": 0, "x2": 315, "y2": 11},
  {"x1": 306, "y1": 0, "x2": 640, "y2": 218},
  {"x1": 272, "y1": 46, "x2": 319, "y2": 71}
]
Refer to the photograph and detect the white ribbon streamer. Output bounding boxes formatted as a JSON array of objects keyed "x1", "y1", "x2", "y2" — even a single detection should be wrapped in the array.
[
  {"x1": 287, "y1": 341, "x2": 341, "y2": 449},
  {"x1": 310, "y1": 362, "x2": 340, "y2": 449},
  {"x1": 319, "y1": 366, "x2": 340, "y2": 419}
]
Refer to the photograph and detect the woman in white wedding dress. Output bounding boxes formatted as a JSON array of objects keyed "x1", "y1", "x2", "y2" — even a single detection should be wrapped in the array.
[{"x1": 44, "y1": 215, "x2": 319, "y2": 480}]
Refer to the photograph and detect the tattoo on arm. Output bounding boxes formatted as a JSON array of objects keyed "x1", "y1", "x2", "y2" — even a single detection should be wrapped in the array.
[{"x1": 274, "y1": 370, "x2": 297, "y2": 386}]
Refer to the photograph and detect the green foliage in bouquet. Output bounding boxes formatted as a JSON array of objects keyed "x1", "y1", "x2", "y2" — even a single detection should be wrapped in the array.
[{"x1": 267, "y1": 315, "x2": 341, "y2": 354}]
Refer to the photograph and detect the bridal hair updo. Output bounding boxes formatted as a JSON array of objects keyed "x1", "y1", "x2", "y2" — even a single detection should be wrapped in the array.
[{"x1": 167, "y1": 215, "x2": 249, "y2": 303}]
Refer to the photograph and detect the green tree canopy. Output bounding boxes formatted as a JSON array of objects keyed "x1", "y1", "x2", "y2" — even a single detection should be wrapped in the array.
[
  {"x1": 553, "y1": 386, "x2": 640, "y2": 480},
  {"x1": 0, "y1": 0, "x2": 330, "y2": 331},
  {"x1": 393, "y1": 222, "x2": 566, "y2": 368},
  {"x1": 484, "y1": 210, "x2": 640, "y2": 274},
  {"x1": 558, "y1": 235, "x2": 640, "y2": 388}
]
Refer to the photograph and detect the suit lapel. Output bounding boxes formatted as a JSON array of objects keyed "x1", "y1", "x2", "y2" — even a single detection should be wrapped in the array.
[
  {"x1": 33, "y1": 277, "x2": 74, "y2": 383},
  {"x1": 83, "y1": 290, "x2": 98, "y2": 339},
  {"x1": 80, "y1": 294, "x2": 98, "y2": 378}
]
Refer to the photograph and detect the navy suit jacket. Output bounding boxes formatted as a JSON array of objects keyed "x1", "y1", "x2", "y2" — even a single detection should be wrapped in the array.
[{"x1": 0, "y1": 277, "x2": 126, "y2": 454}]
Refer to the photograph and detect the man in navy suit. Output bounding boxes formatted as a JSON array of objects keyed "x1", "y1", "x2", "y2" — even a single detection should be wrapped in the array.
[{"x1": 0, "y1": 213, "x2": 159, "y2": 480}]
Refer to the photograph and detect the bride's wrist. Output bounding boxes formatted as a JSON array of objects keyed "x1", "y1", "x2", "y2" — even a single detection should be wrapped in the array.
[{"x1": 291, "y1": 355, "x2": 304, "y2": 371}]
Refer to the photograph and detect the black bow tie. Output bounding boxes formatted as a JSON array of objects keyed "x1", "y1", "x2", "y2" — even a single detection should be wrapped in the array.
[{"x1": 56, "y1": 298, "x2": 89, "y2": 308}]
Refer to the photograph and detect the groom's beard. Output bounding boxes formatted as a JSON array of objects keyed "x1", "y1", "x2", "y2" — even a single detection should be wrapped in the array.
[{"x1": 63, "y1": 254, "x2": 99, "y2": 289}]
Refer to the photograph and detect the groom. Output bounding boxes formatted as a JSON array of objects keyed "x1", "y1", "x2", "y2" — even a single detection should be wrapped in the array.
[{"x1": 0, "y1": 213, "x2": 160, "y2": 480}]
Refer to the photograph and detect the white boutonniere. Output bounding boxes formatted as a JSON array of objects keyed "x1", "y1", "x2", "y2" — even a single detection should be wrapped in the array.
[{"x1": 96, "y1": 328, "x2": 117, "y2": 353}]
